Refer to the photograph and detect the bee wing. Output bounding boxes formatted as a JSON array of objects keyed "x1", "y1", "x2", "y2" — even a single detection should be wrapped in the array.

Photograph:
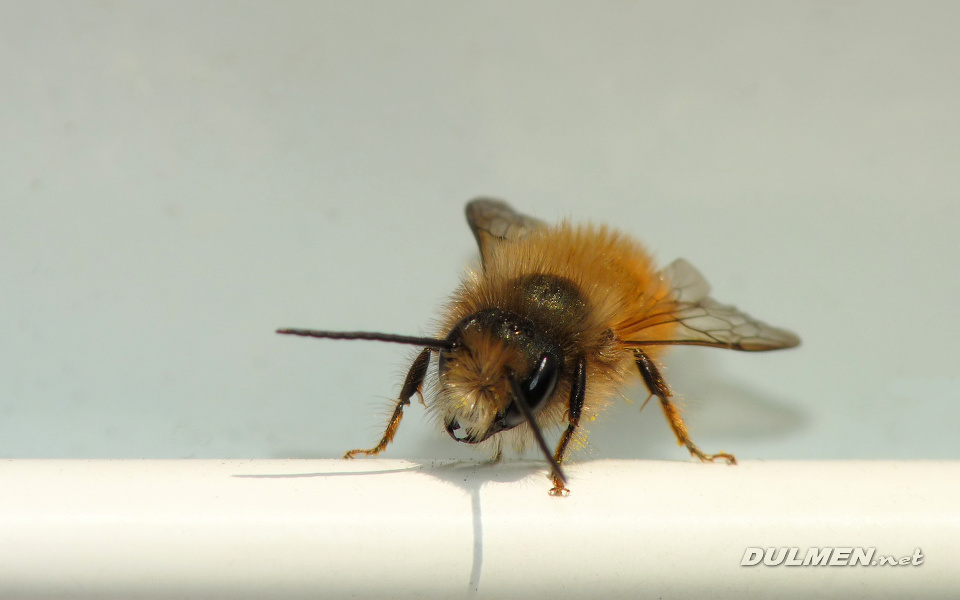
[
  {"x1": 466, "y1": 198, "x2": 546, "y2": 266},
  {"x1": 624, "y1": 258, "x2": 801, "y2": 351}
]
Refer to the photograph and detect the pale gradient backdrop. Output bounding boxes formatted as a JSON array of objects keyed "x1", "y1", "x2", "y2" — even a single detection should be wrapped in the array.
[{"x1": 2, "y1": 2, "x2": 958, "y2": 462}]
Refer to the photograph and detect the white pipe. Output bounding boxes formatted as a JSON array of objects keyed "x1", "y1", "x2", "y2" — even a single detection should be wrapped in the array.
[{"x1": 0, "y1": 459, "x2": 955, "y2": 599}]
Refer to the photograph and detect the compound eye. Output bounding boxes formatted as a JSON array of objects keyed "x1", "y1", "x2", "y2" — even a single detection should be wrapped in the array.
[{"x1": 501, "y1": 353, "x2": 560, "y2": 428}]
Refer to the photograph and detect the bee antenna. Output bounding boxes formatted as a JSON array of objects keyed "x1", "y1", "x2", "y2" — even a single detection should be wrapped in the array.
[
  {"x1": 506, "y1": 370, "x2": 567, "y2": 485},
  {"x1": 276, "y1": 328, "x2": 454, "y2": 351}
]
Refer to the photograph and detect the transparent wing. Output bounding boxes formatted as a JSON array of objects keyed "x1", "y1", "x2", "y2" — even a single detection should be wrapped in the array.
[
  {"x1": 623, "y1": 258, "x2": 801, "y2": 351},
  {"x1": 465, "y1": 198, "x2": 545, "y2": 267}
]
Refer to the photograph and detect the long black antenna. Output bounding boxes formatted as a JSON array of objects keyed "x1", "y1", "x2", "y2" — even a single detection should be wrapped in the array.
[
  {"x1": 506, "y1": 370, "x2": 567, "y2": 485},
  {"x1": 276, "y1": 328, "x2": 454, "y2": 351}
]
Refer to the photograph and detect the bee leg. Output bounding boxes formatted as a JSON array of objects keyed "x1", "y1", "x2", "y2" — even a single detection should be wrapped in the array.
[
  {"x1": 549, "y1": 357, "x2": 587, "y2": 496},
  {"x1": 344, "y1": 348, "x2": 432, "y2": 459},
  {"x1": 633, "y1": 349, "x2": 736, "y2": 465}
]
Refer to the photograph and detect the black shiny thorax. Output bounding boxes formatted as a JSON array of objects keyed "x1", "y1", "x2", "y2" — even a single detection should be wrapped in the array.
[{"x1": 509, "y1": 274, "x2": 588, "y2": 337}]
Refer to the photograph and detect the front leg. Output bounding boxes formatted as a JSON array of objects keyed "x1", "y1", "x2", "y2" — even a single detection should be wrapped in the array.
[
  {"x1": 633, "y1": 349, "x2": 736, "y2": 465},
  {"x1": 549, "y1": 357, "x2": 587, "y2": 496},
  {"x1": 344, "y1": 348, "x2": 432, "y2": 459}
]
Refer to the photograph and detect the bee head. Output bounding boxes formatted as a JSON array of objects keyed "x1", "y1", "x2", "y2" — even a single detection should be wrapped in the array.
[{"x1": 438, "y1": 308, "x2": 564, "y2": 444}]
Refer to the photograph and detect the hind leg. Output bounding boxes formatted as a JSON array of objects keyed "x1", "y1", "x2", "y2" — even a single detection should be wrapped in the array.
[{"x1": 633, "y1": 349, "x2": 736, "y2": 465}]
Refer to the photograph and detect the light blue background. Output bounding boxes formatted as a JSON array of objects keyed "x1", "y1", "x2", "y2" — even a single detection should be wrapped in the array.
[{"x1": 2, "y1": 2, "x2": 958, "y2": 462}]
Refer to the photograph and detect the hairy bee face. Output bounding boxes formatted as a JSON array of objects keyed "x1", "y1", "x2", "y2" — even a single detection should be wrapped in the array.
[{"x1": 438, "y1": 308, "x2": 564, "y2": 444}]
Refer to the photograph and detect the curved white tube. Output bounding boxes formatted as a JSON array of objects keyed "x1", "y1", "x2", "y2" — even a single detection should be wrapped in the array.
[{"x1": 0, "y1": 459, "x2": 955, "y2": 599}]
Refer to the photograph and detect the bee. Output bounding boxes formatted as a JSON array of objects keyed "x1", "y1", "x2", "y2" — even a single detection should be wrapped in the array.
[{"x1": 279, "y1": 198, "x2": 800, "y2": 496}]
